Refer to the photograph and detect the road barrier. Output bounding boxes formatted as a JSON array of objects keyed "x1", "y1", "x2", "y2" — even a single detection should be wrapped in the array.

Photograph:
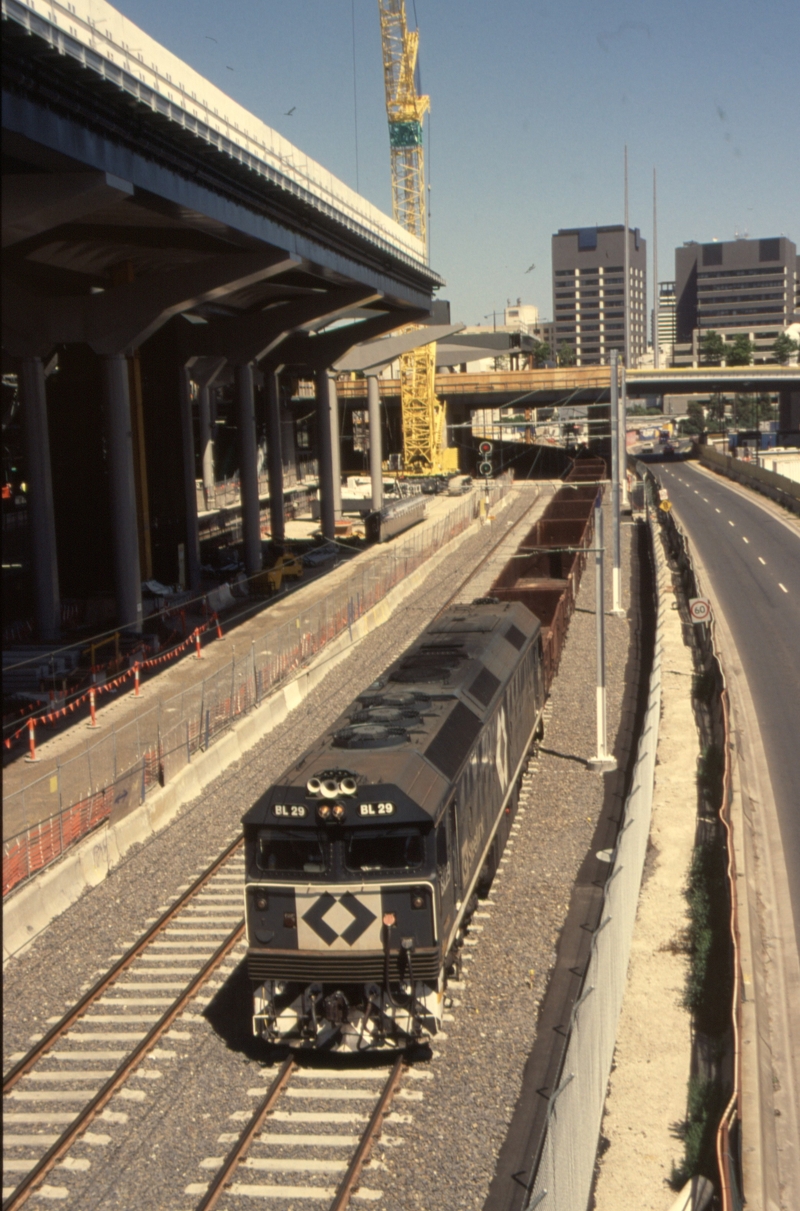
[
  {"x1": 3, "y1": 482, "x2": 511, "y2": 898},
  {"x1": 699, "y1": 445, "x2": 800, "y2": 515}
]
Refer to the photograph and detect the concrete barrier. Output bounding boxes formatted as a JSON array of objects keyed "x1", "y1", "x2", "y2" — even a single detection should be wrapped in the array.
[
  {"x1": 3, "y1": 491, "x2": 516, "y2": 963},
  {"x1": 699, "y1": 445, "x2": 800, "y2": 515}
]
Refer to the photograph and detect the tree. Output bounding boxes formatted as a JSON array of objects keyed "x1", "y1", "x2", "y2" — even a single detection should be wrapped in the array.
[
  {"x1": 727, "y1": 334, "x2": 754, "y2": 366},
  {"x1": 683, "y1": 400, "x2": 706, "y2": 434},
  {"x1": 531, "y1": 340, "x2": 551, "y2": 368},
  {"x1": 699, "y1": 330, "x2": 725, "y2": 365},
  {"x1": 707, "y1": 393, "x2": 728, "y2": 426},
  {"x1": 558, "y1": 341, "x2": 576, "y2": 367},
  {"x1": 771, "y1": 332, "x2": 799, "y2": 364}
]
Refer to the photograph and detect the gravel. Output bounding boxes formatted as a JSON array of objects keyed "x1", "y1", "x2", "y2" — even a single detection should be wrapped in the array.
[{"x1": 2, "y1": 490, "x2": 638, "y2": 1211}]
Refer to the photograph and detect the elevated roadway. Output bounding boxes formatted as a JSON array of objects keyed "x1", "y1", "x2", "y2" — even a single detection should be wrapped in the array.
[{"x1": 2, "y1": 0, "x2": 442, "y2": 643}]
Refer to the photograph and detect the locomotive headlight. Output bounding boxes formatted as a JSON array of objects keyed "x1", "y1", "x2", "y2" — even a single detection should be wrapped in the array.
[
  {"x1": 307, "y1": 777, "x2": 322, "y2": 795},
  {"x1": 321, "y1": 778, "x2": 339, "y2": 799},
  {"x1": 317, "y1": 803, "x2": 331, "y2": 820},
  {"x1": 411, "y1": 890, "x2": 426, "y2": 910},
  {"x1": 340, "y1": 776, "x2": 357, "y2": 796},
  {"x1": 255, "y1": 894, "x2": 268, "y2": 911},
  {"x1": 274, "y1": 980, "x2": 287, "y2": 996},
  {"x1": 332, "y1": 803, "x2": 346, "y2": 821}
]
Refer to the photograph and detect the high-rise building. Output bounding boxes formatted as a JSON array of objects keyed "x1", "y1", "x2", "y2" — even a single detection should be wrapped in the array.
[
  {"x1": 653, "y1": 281, "x2": 676, "y2": 363},
  {"x1": 674, "y1": 236, "x2": 798, "y2": 363},
  {"x1": 551, "y1": 225, "x2": 647, "y2": 366}
]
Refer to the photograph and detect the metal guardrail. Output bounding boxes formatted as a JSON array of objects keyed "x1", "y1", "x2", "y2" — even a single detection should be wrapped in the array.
[{"x1": 2, "y1": 481, "x2": 511, "y2": 897}]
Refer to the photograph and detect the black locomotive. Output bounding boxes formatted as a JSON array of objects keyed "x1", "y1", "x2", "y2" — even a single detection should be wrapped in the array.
[{"x1": 243, "y1": 598, "x2": 546, "y2": 1052}]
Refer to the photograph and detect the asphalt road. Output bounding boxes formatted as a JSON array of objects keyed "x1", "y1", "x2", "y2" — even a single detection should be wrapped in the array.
[{"x1": 657, "y1": 461, "x2": 800, "y2": 937}]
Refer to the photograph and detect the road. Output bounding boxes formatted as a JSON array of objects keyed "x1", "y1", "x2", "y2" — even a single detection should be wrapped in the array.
[{"x1": 658, "y1": 461, "x2": 800, "y2": 934}]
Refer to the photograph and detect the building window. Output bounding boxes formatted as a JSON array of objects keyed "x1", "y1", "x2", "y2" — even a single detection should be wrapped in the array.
[
  {"x1": 759, "y1": 238, "x2": 781, "y2": 262},
  {"x1": 578, "y1": 228, "x2": 598, "y2": 250},
  {"x1": 702, "y1": 243, "x2": 724, "y2": 266}
]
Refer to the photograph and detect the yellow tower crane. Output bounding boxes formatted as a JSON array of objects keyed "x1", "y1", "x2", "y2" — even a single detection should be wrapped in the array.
[{"x1": 378, "y1": 0, "x2": 456, "y2": 476}]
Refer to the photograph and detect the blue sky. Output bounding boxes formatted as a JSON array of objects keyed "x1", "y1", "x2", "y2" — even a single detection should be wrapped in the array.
[{"x1": 115, "y1": 0, "x2": 799, "y2": 330}]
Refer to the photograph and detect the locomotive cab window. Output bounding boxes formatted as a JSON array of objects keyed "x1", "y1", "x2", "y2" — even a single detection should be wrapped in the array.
[
  {"x1": 344, "y1": 828, "x2": 426, "y2": 875},
  {"x1": 257, "y1": 830, "x2": 327, "y2": 876}
]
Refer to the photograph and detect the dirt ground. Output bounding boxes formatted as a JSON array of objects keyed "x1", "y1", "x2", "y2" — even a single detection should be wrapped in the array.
[{"x1": 593, "y1": 546, "x2": 699, "y2": 1210}]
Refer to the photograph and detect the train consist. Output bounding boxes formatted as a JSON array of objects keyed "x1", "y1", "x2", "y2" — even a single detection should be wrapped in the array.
[{"x1": 243, "y1": 457, "x2": 605, "y2": 1051}]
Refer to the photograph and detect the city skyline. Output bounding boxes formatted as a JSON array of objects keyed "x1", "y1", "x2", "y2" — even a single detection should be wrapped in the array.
[{"x1": 114, "y1": 0, "x2": 799, "y2": 330}]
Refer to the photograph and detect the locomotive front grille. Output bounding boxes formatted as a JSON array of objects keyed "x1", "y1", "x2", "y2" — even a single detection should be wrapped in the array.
[{"x1": 247, "y1": 947, "x2": 440, "y2": 984}]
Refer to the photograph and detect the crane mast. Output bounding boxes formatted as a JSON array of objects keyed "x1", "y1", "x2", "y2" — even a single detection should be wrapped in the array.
[{"x1": 378, "y1": 0, "x2": 453, "y2": 476}]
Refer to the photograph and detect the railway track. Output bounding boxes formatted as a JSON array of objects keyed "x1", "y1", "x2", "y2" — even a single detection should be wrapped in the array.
[
  {"x1": 191, "y1": 1056, "x2": 415, "y2": 1210},
  {"x1": 3, "y1": 486, "x2": 547, "y2": 1210},
  {"x1": 2, "y1": 839, "x2": 247, "y2": 1209}
]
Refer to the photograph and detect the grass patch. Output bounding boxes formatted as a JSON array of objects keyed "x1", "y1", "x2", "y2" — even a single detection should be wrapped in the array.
[
  {"x1": 683, "y1": 840, "x2": 731, "y2": 1036},
  {"x1": 670, "y1": 1075, "x2": 725, "y2": 1189}
]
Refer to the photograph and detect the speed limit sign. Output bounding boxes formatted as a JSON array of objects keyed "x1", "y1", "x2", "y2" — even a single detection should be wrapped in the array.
[{"x1": 689, "y1": 597, "x2": 711, "y2": 624}]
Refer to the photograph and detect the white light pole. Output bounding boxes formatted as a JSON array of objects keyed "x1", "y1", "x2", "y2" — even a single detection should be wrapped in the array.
[
  {"x1": 610, "y1": 351, "x2": 625, "y2": 616},
  {"x1": 588, "y1": 495, "x2": 617, "y2": 773}
]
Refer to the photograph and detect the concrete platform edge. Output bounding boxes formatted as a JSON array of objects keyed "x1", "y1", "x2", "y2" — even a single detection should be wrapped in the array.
[{"x1": 3, "y1": 494, "x2": 514, "y2": 964}]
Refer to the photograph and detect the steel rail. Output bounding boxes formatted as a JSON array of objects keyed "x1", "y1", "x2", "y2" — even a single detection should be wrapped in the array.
[
  {"x1": 431, "y1": 485, "x2": 548, "y2": 620},
  {"x1": 3, "y1": 834, "x2": 244, "y2": 1093},
  {"x1": 328, "y1": 1057, "x2": 407, "y2": 1211},
  {"x1": 194, "y1": 1058, "x2": 296, "y2": 1211},
  {"x1": 3, "y1": 922, "x2": 245, "y2": 1211}
]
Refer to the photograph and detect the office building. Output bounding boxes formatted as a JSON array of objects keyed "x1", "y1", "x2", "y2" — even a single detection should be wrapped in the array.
[
  {"x1": 653, "y1": 281, "x2": 677, "y2": 363},
  {"x1": 552, "y1": 225, "x2": 647, "y2": 366},
  {"x1": 674, "y1": 236, "x2": 798, "y2": 364}
]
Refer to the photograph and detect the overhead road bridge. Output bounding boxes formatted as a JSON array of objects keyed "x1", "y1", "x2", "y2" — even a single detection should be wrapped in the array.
[
  {"x1": 2, "y1": 0, "x2": 442, "y2": 643},
  {"x1": 337, "y1": 363, "x2": 800, "y2": 429}
]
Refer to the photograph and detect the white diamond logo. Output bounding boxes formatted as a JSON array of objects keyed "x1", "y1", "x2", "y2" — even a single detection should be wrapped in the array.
[{"x1": 322, "y1": 898, "x2": 357, "y2": 938}]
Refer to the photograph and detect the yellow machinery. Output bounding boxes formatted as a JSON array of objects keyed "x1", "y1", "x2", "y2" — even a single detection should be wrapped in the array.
[{"x1": 378, "y1": 1, "x2": 457, "y2": 476}]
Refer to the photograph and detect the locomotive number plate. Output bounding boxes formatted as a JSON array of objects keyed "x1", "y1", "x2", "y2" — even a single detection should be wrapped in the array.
[
  {"x1": 272, "y1": 804, "x2": 308, "y2": 818},
  {"x1": 358, "y1": 802, "x2": 395, "y2": 816}
]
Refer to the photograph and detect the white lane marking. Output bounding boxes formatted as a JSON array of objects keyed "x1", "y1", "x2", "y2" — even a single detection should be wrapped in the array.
[
  {"x1": 704, "y1": 497, "x2": 709, "y2": 502},
  {"x1": 743, "y1": 537, "x2": 749, "y2": 543},
  {"x1": 728, "y1": 520, "x2": 735, "y2": 526},
  {"x1": 779, "y1": 583, "x2": 788, "y2": 593},
  {"x1": 716, "y1": 508, "x2": 721, "y2": 513},
  {"x1": 759, "y1": 557, "x2": 766, "y2": 565},
  {"x1": 694, "y1": 490, "x2": 699, "y2": 494}
]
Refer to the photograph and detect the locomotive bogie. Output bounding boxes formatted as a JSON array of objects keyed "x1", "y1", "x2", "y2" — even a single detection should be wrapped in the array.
[{"x1": 253, "y1": 977, "x2": 443, "y2": 1052}]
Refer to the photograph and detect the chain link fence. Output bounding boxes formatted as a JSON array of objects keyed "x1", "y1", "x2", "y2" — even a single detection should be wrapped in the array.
[
  {"x1": 3, "y1": 482, "x2": 510, "y2": 897},
  {"x1": 524, "y1": 509, "x2": 667, "y2": 1211}
]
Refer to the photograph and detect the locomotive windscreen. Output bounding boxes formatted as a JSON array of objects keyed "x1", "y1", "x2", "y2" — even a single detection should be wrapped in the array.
[
  {"x1": 258, "y1": 831, "x2": 327, "y2": 876},
  {"x1": 344, "y1": 828, "x2": 426, "y2": 875}
]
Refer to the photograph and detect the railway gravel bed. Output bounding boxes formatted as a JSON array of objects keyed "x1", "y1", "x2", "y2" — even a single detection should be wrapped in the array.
[{"x1": 3, "y1": 485, "x2": 557, "y2": 1208}]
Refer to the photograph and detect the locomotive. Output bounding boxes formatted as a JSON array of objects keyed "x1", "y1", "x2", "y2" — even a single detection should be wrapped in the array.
[{"x1": 242, "y1": 598, "x2": 546, "y2": 1051}]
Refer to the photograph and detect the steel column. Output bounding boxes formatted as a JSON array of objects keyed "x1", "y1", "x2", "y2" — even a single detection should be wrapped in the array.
[
  {"x1": 101, "y1": 354, "x2": 142, "y2": 632},
  {"x1": 265, "y1": 368, "x2": 285, "y2": 549},
  {"x1": 178, "y1": 366, "x2": 201, "y2": 590},
  {"x1": 610, "y1": 350, "x2": 623, "y2": 615},
  {"x1": 234, "y1": 363, "x2": 262, "y2": 577},
  {"x1": 315, "y1": 370, "x2": 336, "y2": 541},
  {"x1": 20, "y1": 357, "x2": 61, "y2": 641},
  {"x1": 366, "y1": 371, "x2": 383, "y2": 512}
]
